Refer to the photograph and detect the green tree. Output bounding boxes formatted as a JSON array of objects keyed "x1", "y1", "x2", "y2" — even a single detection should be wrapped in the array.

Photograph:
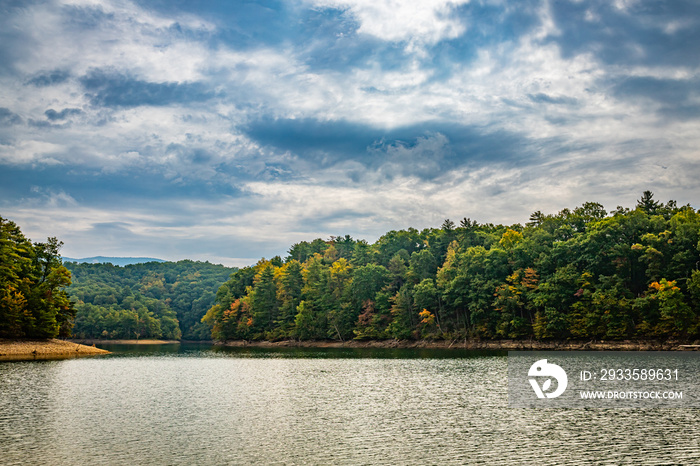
[
  {"x1": 326, "y1": 258, "x2": 354, "y2": 340},
  {"x1": 277, "y1": 260, "x2": 304, "y2": 335},
  {"x1": 648, "y1": 279, "x2": 696, "y2": 338},
  {"x1": 0, "y1": 218, "x2": 74, "y2": 339},
  {"x1": 637, "y1": 190, "x2": 662, "y2": 216},
  {"x1": 387, "y1": 284, "x2": 415, "y2": 339},
  {"x1": 294, "y1": 255, "x2": 329, "y2": 340},
  {"x1": 249, "y1": 262, "x2": 279, "y2": 335}
]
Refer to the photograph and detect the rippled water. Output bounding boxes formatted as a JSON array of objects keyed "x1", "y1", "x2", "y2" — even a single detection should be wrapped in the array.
[{"x1": 1, "y1": 344, "x2": 698, "y2": 465}]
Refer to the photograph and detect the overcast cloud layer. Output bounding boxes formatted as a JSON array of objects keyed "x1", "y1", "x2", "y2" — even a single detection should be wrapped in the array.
[{"x1": 1, "y1": 0, "x2": 699, "y2": 266}]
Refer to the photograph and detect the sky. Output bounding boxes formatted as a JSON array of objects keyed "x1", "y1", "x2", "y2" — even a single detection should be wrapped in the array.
[{"x1": 1, "y1": 0, "x2": 699, "y2": 267}]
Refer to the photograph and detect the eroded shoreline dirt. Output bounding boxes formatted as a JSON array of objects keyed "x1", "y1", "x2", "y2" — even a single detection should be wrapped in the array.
[
  {"x1": 0, "y1": 338, "x2": 110, "y2": 361},
  {"x1": 57, "y1": 338, "x2": 700, "y2": 352}
]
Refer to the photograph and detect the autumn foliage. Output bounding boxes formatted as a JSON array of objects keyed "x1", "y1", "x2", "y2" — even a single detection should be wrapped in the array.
[{"x1": 203, "y1": 193, "x2": 700, "y2": 342}]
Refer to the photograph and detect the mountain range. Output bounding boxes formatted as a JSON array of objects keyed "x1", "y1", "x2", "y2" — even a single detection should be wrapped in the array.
[{"x1": 62, "y1": 256, "x2": 166, "y2": 266}]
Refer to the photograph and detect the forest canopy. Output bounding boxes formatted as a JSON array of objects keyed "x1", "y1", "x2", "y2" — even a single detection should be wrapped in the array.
[
  {"x1": 203, "y1": 192, "x2": 700, "y2": 342},
  {"x1": 64, "y1": 260, "x2": 235, "y2": 340},
  {"x1": 2, "y1": 191, "x2": 699, "y2": 343}
]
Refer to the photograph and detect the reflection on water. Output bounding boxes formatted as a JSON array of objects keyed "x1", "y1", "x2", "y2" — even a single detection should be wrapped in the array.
[
  {"x1": 96, "y1": 342, "x2": 507, "y2": 359},
  {"x1": 0, "y1": 344, "x2": 698, "y2": 465}
]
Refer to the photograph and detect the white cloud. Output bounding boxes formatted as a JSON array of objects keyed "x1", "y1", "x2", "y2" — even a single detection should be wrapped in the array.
[
  {"x1": 2, "y1": 0, "x2": 699, "y2": 264},
  {"x1": 310, "y1": 0, "x2": 470, "y2": 50},
  {"x1": 13, "y1": 0, "x2": 213, "y2": 82},
  {"x1": 0, "y1": 140, "x2": 66, "y2": 165}
]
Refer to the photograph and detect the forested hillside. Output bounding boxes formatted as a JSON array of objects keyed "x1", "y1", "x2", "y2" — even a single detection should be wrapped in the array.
[
  {"x1": 203, "y1": 192, "x2": 700, "y2": 342},
  {"x1": 65, "y1": 261, "x2": 235, "y2": 340},
  {"x1": 0, "y1": 217, "x2": 74, "y2": 339}
]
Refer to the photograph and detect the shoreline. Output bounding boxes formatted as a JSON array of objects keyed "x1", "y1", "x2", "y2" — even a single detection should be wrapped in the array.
[
  {"x1": 50, "y1": 338, "x2": 700, "y2": 352},
  {"x1": 216, "y1": 339, "x2": 700, "y2": 351},
  {"x1": 0, "y1": 339, "x2": 111, "y2": 361},
  {"x1": 71, "y1": 339, "x2": 182, "y2": 345}
]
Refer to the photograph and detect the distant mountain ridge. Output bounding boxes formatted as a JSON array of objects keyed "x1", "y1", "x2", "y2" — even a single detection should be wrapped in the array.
[{"x1": 62, "y1": 256, "x2": 166, "y2": 266}]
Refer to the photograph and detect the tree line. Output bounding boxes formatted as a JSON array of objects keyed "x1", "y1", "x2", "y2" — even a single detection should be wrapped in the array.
[
  {"x1": 2, "y1": 191, "x2": 699, "y2": 342},
  {"x1": 203, "y1": 192, "x2": 700, "y2": 342}
]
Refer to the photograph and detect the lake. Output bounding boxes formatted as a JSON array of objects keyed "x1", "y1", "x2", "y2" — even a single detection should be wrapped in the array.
[{"x1": 1, "y1": 343, "x2": 698, "y2": 465}]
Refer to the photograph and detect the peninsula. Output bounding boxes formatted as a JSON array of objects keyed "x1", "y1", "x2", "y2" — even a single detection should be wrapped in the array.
[{"x1": 0, "y1": 339, "x2": 110, "y2": 361}]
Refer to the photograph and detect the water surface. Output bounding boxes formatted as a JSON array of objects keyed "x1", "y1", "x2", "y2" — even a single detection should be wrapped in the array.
[{"x1": 0, "y1": 344, "x2": 698, "y2": 465}]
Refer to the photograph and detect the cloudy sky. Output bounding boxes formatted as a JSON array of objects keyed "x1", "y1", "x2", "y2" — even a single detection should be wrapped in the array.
[{"x1": 1, "y1": 0, "x2": 699, "y2": 266}]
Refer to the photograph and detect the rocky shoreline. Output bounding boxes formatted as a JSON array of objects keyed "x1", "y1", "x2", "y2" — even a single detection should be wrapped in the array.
[
  {"x1": 0, "y1": 339, "x2": 110, "y2": 361},
  {"x1": 217, "y1": 339, "x2": 700, "y2": 351}
]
